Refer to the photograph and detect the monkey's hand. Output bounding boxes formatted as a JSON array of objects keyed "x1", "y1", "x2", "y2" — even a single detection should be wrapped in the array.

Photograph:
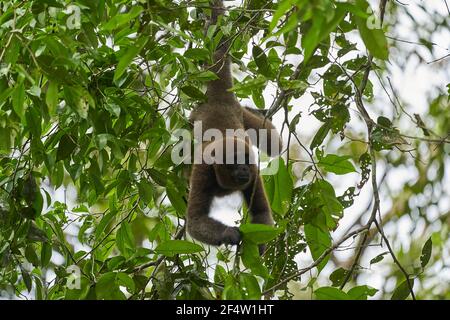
[{"x1": 221, "y1": 226, "x2": 241, "y2": 245}]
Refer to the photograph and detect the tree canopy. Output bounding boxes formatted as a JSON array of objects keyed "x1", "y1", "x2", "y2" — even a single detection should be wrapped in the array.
[{"x1": 0, "y1": 0, "x2": 449, "y2": 300}]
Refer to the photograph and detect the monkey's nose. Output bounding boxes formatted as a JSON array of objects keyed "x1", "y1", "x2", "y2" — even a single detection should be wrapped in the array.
[
  {"x1": 235, "y1": 176, "x2": 249, "y2": 185},
  {"x1": 233, "y1": 170, "x2": 250, "y2": 184}
]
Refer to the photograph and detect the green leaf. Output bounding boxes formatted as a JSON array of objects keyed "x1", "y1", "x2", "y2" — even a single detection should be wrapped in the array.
[
  {"x1": 310, "y1": 121, "x2": 331, "y2": 149},
  {"x1": 117, "y1": 272, "x2": 135, "y2": 293},
  {"x1": 335, "y1": 2, "x2": 369, "y2": 18},
  {"x1": 101, "y1": 6, "x2": 143, "y2": 31},
  {"x1": 95, "y1": 211, "x2": 116, "y2": 240},
  {"x1": 114, "y1": 37, "x2": 148, "y2": 83},
  {"x1": 41, "y1": 242, "x2": 52, "y2": 267},
  {"x1": 370, "y1": 251, "x2": 388, "y2": 265},
  {"x1": 154, "y1": 20, "x2": 195, "y2": 42},
  {"x1": 3, "y1": 35, "x2": 20, "y2": 65},
  {"x1": 377, "y1": 116, "x2": 392, "y2": 127},
  {"x1": 240, "y1": 224, "x2": 282, "y2": 244},
  {"x1": 147, "y1": 168, "x2": 167, "y2": 186},
  {"x1": 0, "y1": 127, "x2": 12, "y2": 151},
  {"x1": 180, "y1": 85, "x2": 206, "y2": 100},
  {"x1": 305, "y1": 223, "x2": 331, "y2": 272},
  {"x1": 329, "y1": 268, "x2": 349, "y2": 287},
  {"x1": 0, "y1": 87, "x2": 14, "y2": 107},
  {"x1": 241, "y1": 241, "x2": 268, "y2": 278},
  {"x1": 166, "y1": 183, "x2": 186, "y2": 215},
  {"x1": 347, "y1": 285, "x2": 378, "y2": 300},
  {"x1": 96, "y1": 272, "x2": 126, "y2": 300},
  {"x1": 116, "y1": 223, "x2": 135, "y2": 256},
  {"x1": 27, "y1": 223, "x2": 48, "y2": 242},
  {"x1": 263, "y1": 157, "x2": 293, "y2": 216},
  {"x1": 95, "y1": 133, "x2": 110, "y2": 150},
  {"x1": 318, "y1": 154, "x2": 356, "y2": 175},
  {"x1": 230, "y1": 75, "x2": 266, "y2": 95},
  {"x1": 138, "y1": 181, "x2": 154, "y2": 204},
  {"x1": 32, "y1": 186, "x2": 44, "y2": 217},
  {"x1": 193, "y1": 70, "x2": 219, "y2": 82},
  {"x1": 240, "y1": 273, "x2": 262, "y2": 300},
  {"x1": 420, "y1": 237, "x2": 432, "y2": 268},
  {"x1": 302, "y1": 7, "x2": 346, "y2": 63},
  {"x1": 315, "y1": 287, "x2": 350, "y2": 300},
  {"x1": 63, "y1": 86, "x2": 94, "y2": 119},
  {"x1": 313, "y1": 180, "x2": 344, "y2": 229},
  {"x1": 354, "y1": 0, "x2": 389, "y2": 60},
  {"x1": 20, "y1": 206, "x2": 37, "y2": 220},
  {"x1": 391, "y1": 279, "x2": 414, "y2": 300},
  {"x1": 46, "y1": 81, "x2": 58, "y2": 115},
  {"x1": 12, "y1": 81, "x2": 26, "y2": 121},
  {"x1": 65, "y1": 276, "x2": 90, "y2": 300},
  {"x1": 184, "y1": 48, "x2": 210, "y2": 61},
  {"x1": 269, "y1": 0, "x2": 297, "y2": 33},
  {"x1": 252, "y1": 46, "x2": 271, "y2": 77},
  {"x1": 252, "y1": 89, "x2": 265, "y2": 108},
  {"x1": 273, "y1": 10, "x2": 299, "y2": 36},
  {"x1": 26, "y1": 105, "x2": 42, "y2": 138},
  {"x1": 51, "y1": 162, "x2": 64, "y2": 189},
  {"x1": 214, "y1": 265, "x2": 227, "y2": 285},
  {"x1": 25, "y1": 245, "x2": 39, "y2": 267},
  {"x1": 279, "y1": 79, "x2": 308, "y2": 91},
  {"x1": 371, "y1": 116, "x2": 406, "y2": 151},
  {"x1": 223, "y1": 275, "x2": 243, "y2": 300},
  {"x1": 56, "y1": 134, "x2": 77, "y2": 162},
  {"x1": 21, "y1": 268, "x2": 33, "y2": 292},
  {"x1": 155, "y1": 240, "x2": 204, "y2": 257}
]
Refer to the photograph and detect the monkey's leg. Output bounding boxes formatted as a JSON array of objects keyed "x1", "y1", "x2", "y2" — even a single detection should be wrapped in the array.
[
  {"x1": 242, "y1": 108, "x2": 282, "y2": 157},
  {"x1": 186, "y1": 165, "x2": 241, "y2": 246},
  {"x1": 243, "y1": 174, "x2": 274, "y2": 254}
]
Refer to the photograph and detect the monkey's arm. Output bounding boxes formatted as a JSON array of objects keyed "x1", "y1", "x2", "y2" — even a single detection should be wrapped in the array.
[
  {"x1": 205, "y1": 0, "x2": 235, "y2": 103},
  {"x1": 186, "y1": 164, "x2": 241, "y2": 246},
  {"x1": 243, "y1": 107, "x2": 271, "y2": 119},
  {"x1": 243, "y1": 175, "x2": 274, "y2": 254},
  {"x1": 242, "y1": 108, "x2": 282, "y2": 157}
]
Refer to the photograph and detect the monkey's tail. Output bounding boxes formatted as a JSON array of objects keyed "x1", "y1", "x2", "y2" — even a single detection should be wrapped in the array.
[
  {"x1": 205, "y1": 0, "x2": 235, "y2": 102},
  {"x1": 210, "y1": 0, "x2": 225, "y2": 23}
]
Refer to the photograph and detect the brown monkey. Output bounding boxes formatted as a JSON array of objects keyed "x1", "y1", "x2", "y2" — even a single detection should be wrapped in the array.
[{"x1": 186, "y1": 0, "x2": 282, "y2": 254}]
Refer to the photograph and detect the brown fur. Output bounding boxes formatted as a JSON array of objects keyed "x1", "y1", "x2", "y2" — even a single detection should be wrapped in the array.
[{"x1": 186, "y1": 0, "x2": 282, "y2": 254}]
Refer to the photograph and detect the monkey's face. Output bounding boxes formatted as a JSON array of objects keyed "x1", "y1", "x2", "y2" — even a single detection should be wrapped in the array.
[
  {"x1": 229, "y1": 162, "x2": 253, "y2": 184},
  {"x1": 209, "y1": 138, "x2": 256, "y2": 190},
  {"x1": 215, "y1": 162, "x2": 255, "y2": 190}
]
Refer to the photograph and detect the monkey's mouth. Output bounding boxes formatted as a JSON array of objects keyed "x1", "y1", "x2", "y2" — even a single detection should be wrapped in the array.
[{"x1": 233, "y1": 173, "x2": 250, "y2": 185}]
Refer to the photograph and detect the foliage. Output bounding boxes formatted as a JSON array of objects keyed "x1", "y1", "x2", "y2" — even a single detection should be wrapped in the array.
[{"x1": 0, "y1": 0, "x2": 448, "y2": 300}]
